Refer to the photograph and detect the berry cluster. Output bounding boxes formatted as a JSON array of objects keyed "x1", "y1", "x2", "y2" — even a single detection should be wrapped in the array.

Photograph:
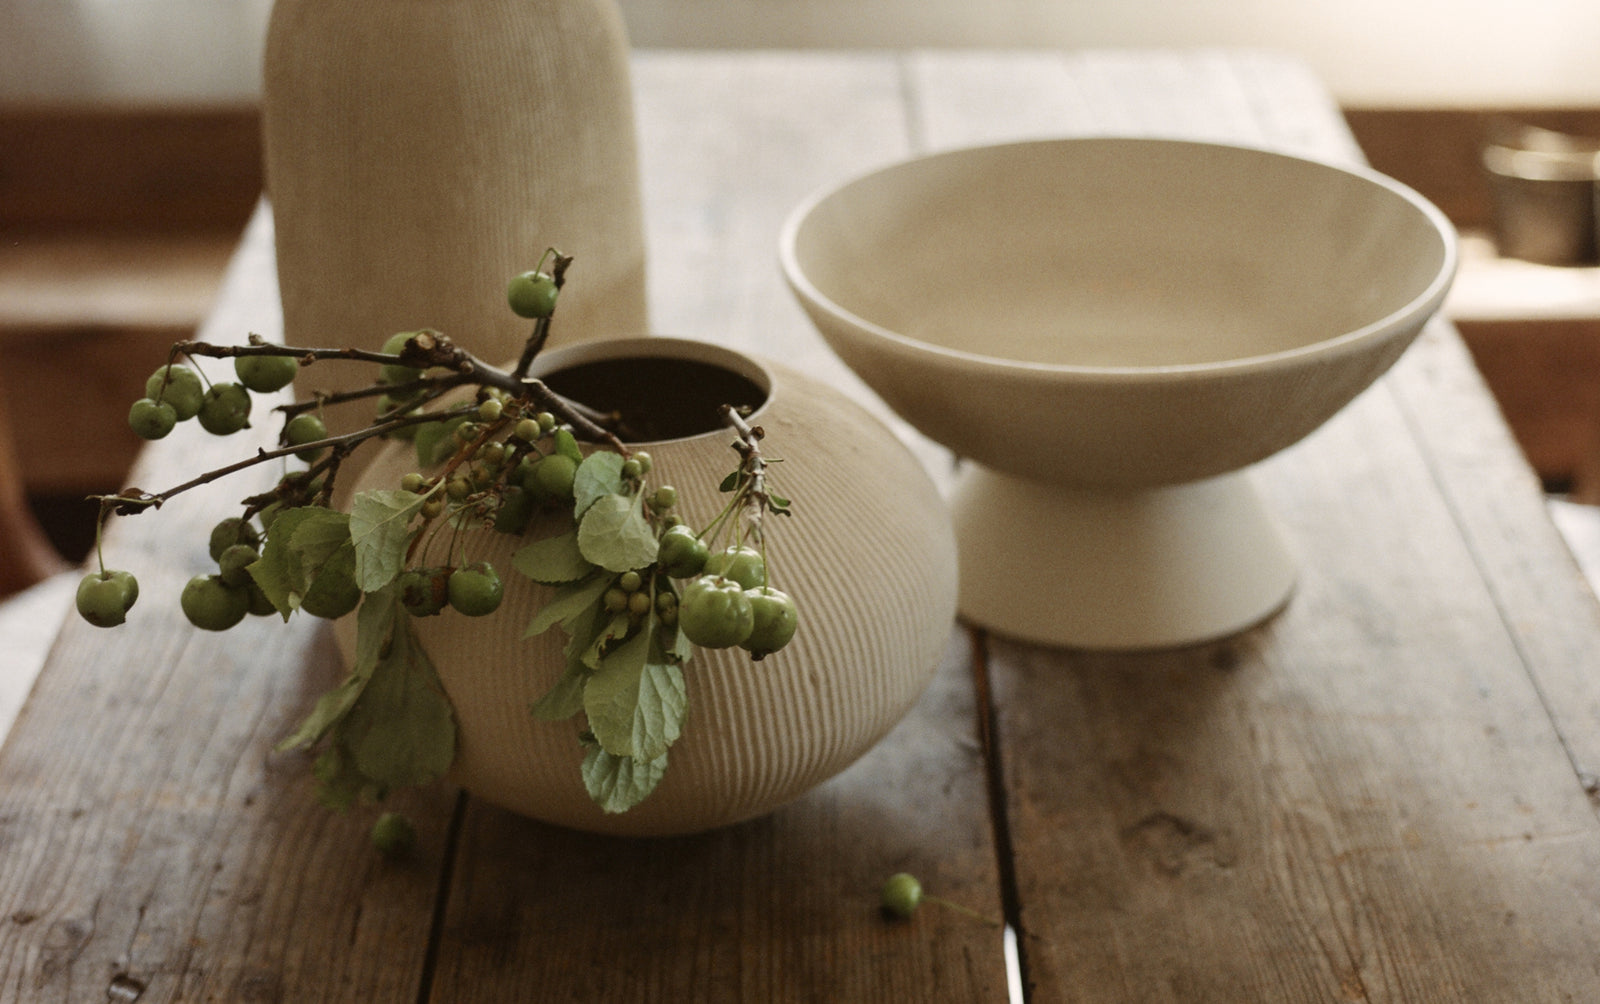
[
  {"x1": 387, "y1": 390, "x2": 589, "y2": 621},
  {"x1": 667, "y1": 540, "x2": 797, "y2": 657},
  {"x1": 76, "y1": 251, "x2": 801, "y2": 819},
  {"x1": 88, "y1": 351, "x2": 334, "y2": 628},
  {"x1": 90, "y1": 347, "x2": 346, "y2": 631},
  {"x1": 181, "y1": 517, "x2": 281, "y2": 630},
  {"x1": 131, "y1": 349, "x2": 302, "y2": 443}
]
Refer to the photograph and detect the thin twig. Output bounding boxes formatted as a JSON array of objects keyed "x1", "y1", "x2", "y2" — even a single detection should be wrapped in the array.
[
  {"x1": 522, "y1": 378, "x2": 629, "y2": 455},
  {"x1": 511, "y1": 317, "x2": 553, "y2": 382},
  {"x1": 106, "y1": 406, "x2": 476, "y2": 516},
  {"x1": 720, "y1": 404, "x2": 770, "y2": 541},
  {"x1": 175, "y1": 338, "x2": 407, "y2": 368}
]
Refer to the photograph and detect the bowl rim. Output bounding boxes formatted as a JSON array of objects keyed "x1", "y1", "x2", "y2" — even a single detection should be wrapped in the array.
[
  {"x1": 777, "y1": 135, "x2": 1460, "y2": 382},
  {"x1": 528, "y1": 335, "x2": 777, "y2": 446}
]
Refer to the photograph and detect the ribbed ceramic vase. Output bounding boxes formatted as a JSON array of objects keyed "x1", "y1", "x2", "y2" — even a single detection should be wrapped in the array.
[
  {"x1": 262, "y1": 0, "x2": 648, "y2": 422},
  {"x1": 336, "y1": 338, "x2": 957, "y2": 836}
]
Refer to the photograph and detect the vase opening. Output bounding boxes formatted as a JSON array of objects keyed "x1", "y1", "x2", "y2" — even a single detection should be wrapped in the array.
[{"x1": 540, "y1": 354, "x2": 769, "y2": 443}]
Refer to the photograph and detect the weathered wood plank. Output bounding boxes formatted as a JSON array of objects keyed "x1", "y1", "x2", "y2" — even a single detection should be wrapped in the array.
[
  {"x1": 430, "y1": 631, "x2": 1006, "y2": 1001},
  {"x1": 988, "y1": 369, "x2": 1600, "y2": 1000},
  {"x1": 0, "y1": 209, "x2": 457, "y2": 1000},
  {"x1": 1389, "y1": 320, "x2": 1600, "y2": 782},
  {"x1": 905, "y1": 51, "x2": 1600, "y2": 999}
]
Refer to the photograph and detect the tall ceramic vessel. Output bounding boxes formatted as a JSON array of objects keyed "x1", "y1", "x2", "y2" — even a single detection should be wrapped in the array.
[
  {"x1": 337, "y1": 338, "x2": 959, "y2": 836},
  {"x1": 262, "y1": 0, "x2": 649, "y2": 420}
]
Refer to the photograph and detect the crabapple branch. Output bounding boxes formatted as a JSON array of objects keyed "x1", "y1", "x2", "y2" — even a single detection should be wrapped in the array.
[
  {"x1": 720, "y1": 404, "x2": 773, "y2": 540},
  {"x1": 105, "y1": 406, "x2": 479, "y2": 516}
]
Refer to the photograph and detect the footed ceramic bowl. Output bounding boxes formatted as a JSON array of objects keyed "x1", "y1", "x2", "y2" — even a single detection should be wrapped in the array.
[{"x1": 780, "y1": 137, "x2": 1457, "y2": 649}]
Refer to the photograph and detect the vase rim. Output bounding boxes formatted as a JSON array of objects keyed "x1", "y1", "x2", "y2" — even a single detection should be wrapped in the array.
[{"x1": 528, "y1": 336, "x2": 774, "y2": 447}]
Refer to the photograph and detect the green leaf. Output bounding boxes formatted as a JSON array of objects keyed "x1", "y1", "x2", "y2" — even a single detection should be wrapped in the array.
[
  {"x1": 312, "y1": 744, "x2": 379, "y2": 810},
  {"x1": 248, "y1": 506, "x2": 318, "y2": 616},
  {"x1": 584, "y1": 624, "x2": 686, "y2": 762},
  {"x1": 553, "y1": 428, "x2": 583, "y2": 463},
  {"x1": 247, "y1": 556, "x2": 296, "y2": 621},
  {"x1": 573, "y1": 451, "x2": 625, "y2": 518},
  {"x1": 525, "y1": 571, "x2": 614, "y2": 638},
  {"x1": 529, "y1": 661, "x2": 588, "y2": 721},
  {"x1": 577, "y1": 493, "x2": 659, "y2": 573},
  {"x1": 277, "y1": 674, "x2": 365, "y2": 754},
  {"x1": 561, "y1": 602, "x2": 607, "y2": 670},
  {"x1": 719, "y1": 470, "x2": 744, "y2": 493},
  {"x1": 339, "y1": 610, "x2": 456, "y2": 791},
  {"x1": 415, "y1": 415, "x2": 469, "y2": 468},
  {"x1": 581, "y1": 741, "x2": 668, "y2": 814},
  {"x1": 350, "y1": 489, "x2": 425, "y2": 591},
  {"x1": 291, "y1": 509, "x2": 353, "y2": 569},
  {"x1": 580, "y1": 611, "x2": 635, "y2": 671},
  {"x1": 276, "y1": 587, "x2": 398, "y2": 752},
  {"x1": 278, "y1": 588, "x2": 456, "y2": 806},
  {"x1": 512, "y1": 530, "x2": 593, "y2": 585},
  {"x1": 666, "y1": 623, "x2": 694, "y2": 664},
  {"x1": 249, "y1": 506, "x2": 352, "y2": 619}
]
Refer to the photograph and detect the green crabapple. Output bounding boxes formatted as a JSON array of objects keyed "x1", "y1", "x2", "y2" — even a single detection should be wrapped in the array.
[
  {"x1": 76, "y1": 570, "x2": 139, "y2": 628},
  {"x1": 506, "y1": 271, "x2": 559, "y2": 319},
  {"x1": 234, "y1": 353, "x2": 299, "y2": 393},
  {"x1": 208, "y1": 517, "x2": 260, "y2": 562},
  {"x1": 657, "y1": 524, "x2": 709, "y2": 578},
  {"x1": 145, "y1": 364, "x2": 204, "y2": 420},
  {"x1": 677, "y1": 575, "x2": 754, "y2": 649},
  {"x1": 128, "y1": 398, "x2": 177, "y2": 440},
  {"x1": 196, "y1": 382, "x2": 252, "y2": 435},
  {"x1": 448, "y1": 563, "x2": 504, "y2": 617},
  {"x1": 283, "y1": 413, "x2": 328, "y2": 461},
  {"x1": 181, "y1": 574, "x2": 249, "y2": 631},
  {"x1": 742, "y1": 586, "x2": 798, "y2": 656},
  {"x1": 704, "y1": 544, "x2": 766, "y2": 590},
  {"x1": 880, "y1": 873, "x2": 923, "y2": 919}
]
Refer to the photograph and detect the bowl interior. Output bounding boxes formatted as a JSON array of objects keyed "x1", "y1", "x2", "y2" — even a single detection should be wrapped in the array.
[{"x1": 785, "y1": 138, "x2": 1454, "y2": 371}]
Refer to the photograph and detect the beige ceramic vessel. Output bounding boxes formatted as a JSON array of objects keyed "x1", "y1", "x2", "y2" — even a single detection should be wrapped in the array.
[
  {"x1": 781, "y1": 137, "x2": 1457, "y2": 650},
  {"x1": 336, "y1": 338, "x2": 957, "y2": 836},
  {"x1": 263, "y1": 0, "x2": 648, "y2": 424}
]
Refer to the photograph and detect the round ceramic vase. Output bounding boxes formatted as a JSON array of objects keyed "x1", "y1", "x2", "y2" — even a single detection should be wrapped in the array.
[
  {"x1": 336, "y1": 338, "x2": 958, "y2": 836},
  {"x1": 262, "y1": 0, "x2": 649, "y2": 423}
]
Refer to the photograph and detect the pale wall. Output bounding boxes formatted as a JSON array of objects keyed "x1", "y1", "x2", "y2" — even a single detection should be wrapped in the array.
[{"x1": 2, "y1": 0, "x2": 1598, "y2": 107}]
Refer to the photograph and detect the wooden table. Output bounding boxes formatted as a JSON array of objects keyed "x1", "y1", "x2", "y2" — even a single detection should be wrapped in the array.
[{"x1": 7, "y1": 50, "x2": 1600, "y2": 1002}]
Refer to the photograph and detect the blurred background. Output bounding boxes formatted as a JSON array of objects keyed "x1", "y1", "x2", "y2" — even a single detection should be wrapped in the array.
[{"x1": 3, "y1": 0, "x2": 1599, "y2": 107}]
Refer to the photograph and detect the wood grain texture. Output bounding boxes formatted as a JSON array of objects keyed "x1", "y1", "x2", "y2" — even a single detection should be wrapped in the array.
[{"x1": 429, "y1": 632, "x2": 1006, "y2": 1001}]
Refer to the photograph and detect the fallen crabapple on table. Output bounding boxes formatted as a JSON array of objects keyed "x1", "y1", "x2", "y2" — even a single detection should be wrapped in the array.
[{"x1": 76, "y1": 250, "x2": 800, "y2": 820}]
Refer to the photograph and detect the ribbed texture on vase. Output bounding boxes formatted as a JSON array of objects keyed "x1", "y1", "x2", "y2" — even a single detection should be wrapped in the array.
[
  {"x1": 334, "y1": 344, "x2": 957, "y2": 836},
  {"x1": 262, "y1": 0, "x2": 648, "y2": 429}
]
